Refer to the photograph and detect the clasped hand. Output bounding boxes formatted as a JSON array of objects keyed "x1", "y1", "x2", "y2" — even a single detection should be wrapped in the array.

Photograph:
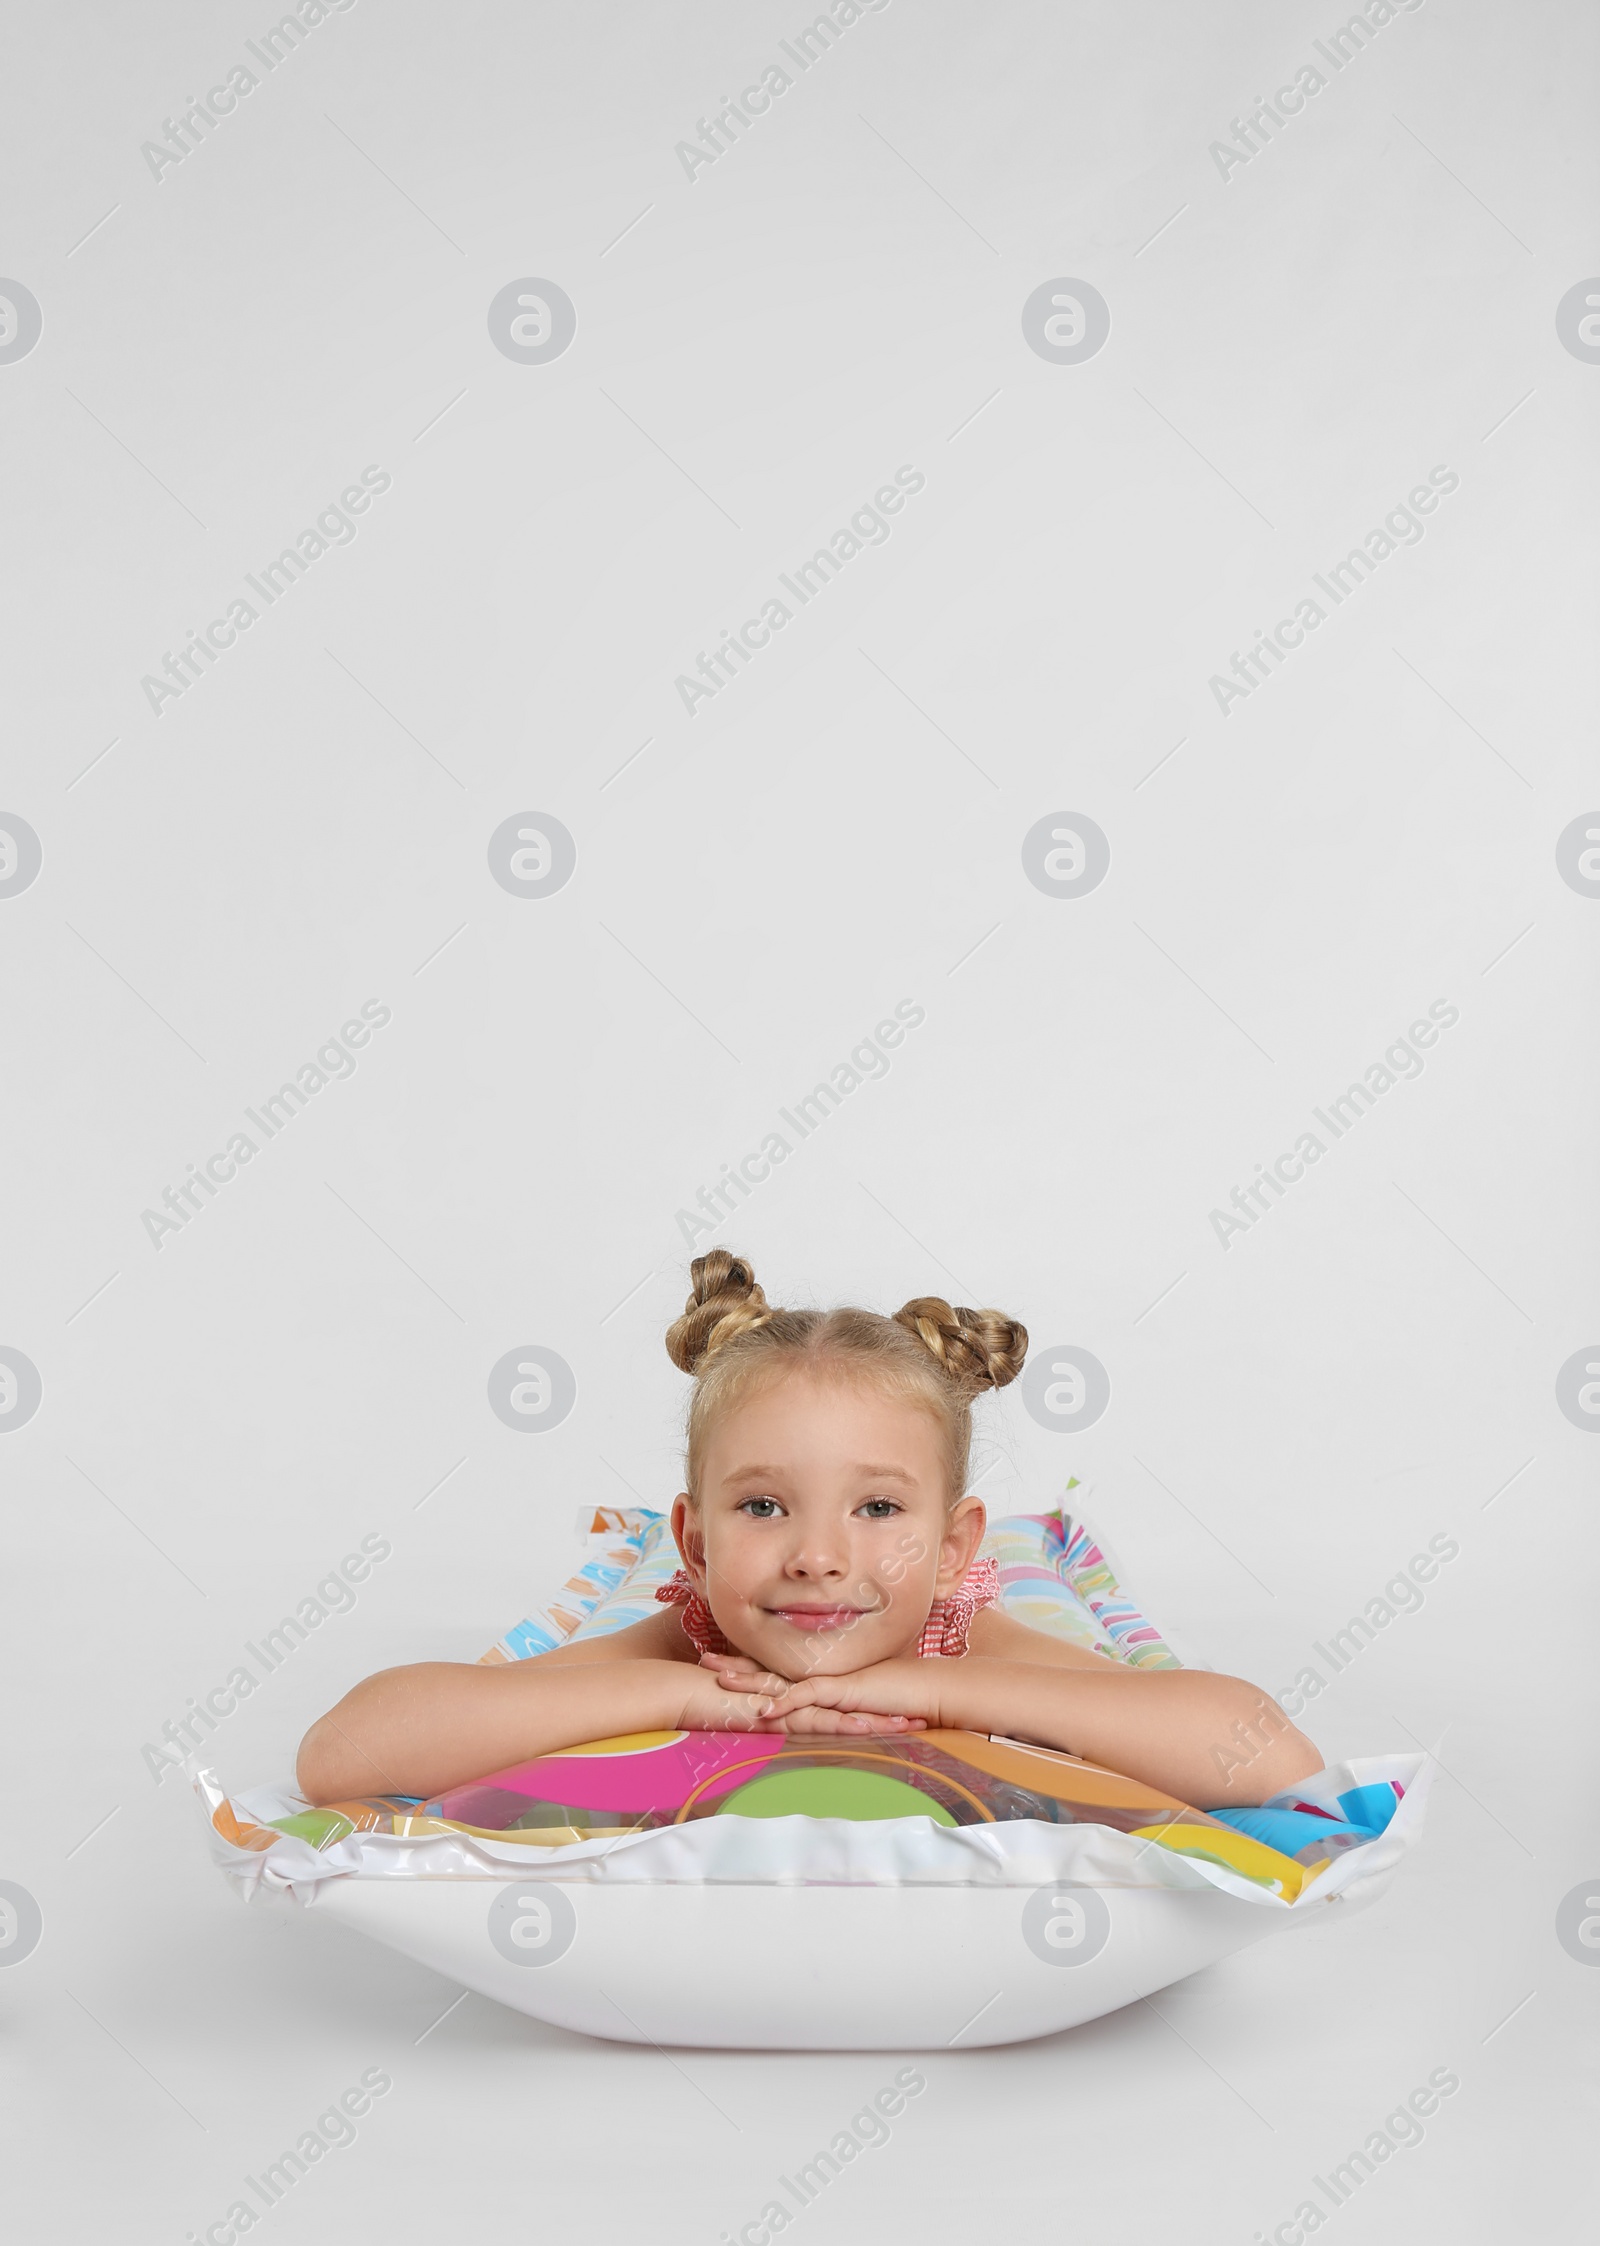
[{"x1": 679, "y1": 1649, "x2": 951, "y2": 1737}]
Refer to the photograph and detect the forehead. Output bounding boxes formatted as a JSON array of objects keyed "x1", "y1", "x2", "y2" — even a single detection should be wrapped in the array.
[{"x1": 700, "y1": 1365, "x2": 945, "y2": 1476}]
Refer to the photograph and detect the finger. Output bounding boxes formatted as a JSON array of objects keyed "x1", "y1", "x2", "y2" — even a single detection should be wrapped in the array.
[
  {"x1": 770, "y1": 1707, "x2": 838, "y2": 1734},
  {"x1": 764, "y1": 1696, "x2": 835, "y2": 1723},
  {"x1": 778, "y1": 1707, "x2": 924, "y2": 1735}
]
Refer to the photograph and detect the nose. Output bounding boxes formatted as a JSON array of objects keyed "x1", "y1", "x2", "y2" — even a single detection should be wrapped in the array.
[{"x1": 780, "y1": 1528, "x2": 850, "y2": 1584}]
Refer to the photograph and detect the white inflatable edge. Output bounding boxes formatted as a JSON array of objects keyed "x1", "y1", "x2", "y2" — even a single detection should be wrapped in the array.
[{"x1": 189, "y1": 1748, "x2": 1433, "y2": 1915}]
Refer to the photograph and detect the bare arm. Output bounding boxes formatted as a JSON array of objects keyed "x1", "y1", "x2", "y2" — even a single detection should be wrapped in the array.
[
  {"x1": 962, "y1": 1610, "x2": 1321, "y2": 1801},
  {"x1": 295, "y1": 1612, "x2": 926, "y2": 1805},
  {"x1": 939, "y1": 1656, "x2": 1321, "y2": 1807},
  {"x1": 295, "y1": 1654, "x2": 716, "y2": 1805}
]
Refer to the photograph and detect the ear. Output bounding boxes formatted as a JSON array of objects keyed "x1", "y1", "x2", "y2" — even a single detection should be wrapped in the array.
[
  {"x1": 670, "y1": 1494, "x2": 707, "y2": 1590},
  {"x1": 933, "y1": 1496, "x2": 987, "y2": 1599}
]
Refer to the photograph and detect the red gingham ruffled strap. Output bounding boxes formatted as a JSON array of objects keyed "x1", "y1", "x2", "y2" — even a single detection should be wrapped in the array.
[
  {"x1": 655, "y1": 1570, "x2": 735, "y2": 1655},
  {"x1": 917, "y1": 1555, "x2": 1001, "y2": 1658}
]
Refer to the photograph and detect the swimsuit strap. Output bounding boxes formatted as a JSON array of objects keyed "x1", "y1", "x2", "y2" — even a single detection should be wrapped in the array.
[
  {"x1": 916, "y1": 1554, "x2": 1000, "y2": 1659},
  {"x1": 655, "y1": 1572, "x2": 736, "y2": 1656},
  {"x1": 655, "y1": 1555, "x2": 1000, "y2": 1661}
]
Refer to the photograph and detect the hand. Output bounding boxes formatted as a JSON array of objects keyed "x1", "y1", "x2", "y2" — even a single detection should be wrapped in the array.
[
  {"x1": 669, "y1": 1664, "x2": 787, "y2": 1734},
  {"x1": 670, "y1": 1663, "x2": 914, "y2": 1737},
  {"x1": 706, "y1": 1651, "x2": 947, "y2": 1734},
  {"x1": 695, "y1": 1651, "x2": 929, "y2": 1738}
]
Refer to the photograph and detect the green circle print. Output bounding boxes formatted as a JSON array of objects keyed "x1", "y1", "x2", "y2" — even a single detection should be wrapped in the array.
[{"x1": 715, "y1": 1765, "x2": 957, "y2": 1824}]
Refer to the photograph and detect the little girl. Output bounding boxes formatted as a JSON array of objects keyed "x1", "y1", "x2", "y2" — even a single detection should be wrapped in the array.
[{"x1": 298, "y1": 1251, "x2": 1319, "y2": 1809}]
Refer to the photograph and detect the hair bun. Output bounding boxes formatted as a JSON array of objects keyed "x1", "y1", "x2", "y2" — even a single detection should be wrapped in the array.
[
  {"x1": 665, "y1": 1249, "x2": 772, "y2": 1374},
  {"x1": 893, "y1": 1296, "x2": 1028, "y2": 1394}
]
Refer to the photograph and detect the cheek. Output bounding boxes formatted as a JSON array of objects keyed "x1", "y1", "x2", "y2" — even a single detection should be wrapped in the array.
[
  {"x1": 860, "y1": 1546, "x2": 942, "y2": 1646},
  {"x1": 876, "y1": 1525, "x2": 942, "y2": 1596},
  {"x1": 850, "y1": 1600, "x2": 930, "y2": 1668},
  {"x1": 698, "y1": 1525, "x2": 768, "y2": 1601}
]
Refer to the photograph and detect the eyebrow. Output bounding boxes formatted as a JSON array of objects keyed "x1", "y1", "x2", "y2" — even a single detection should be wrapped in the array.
[{"x1": 718, "y1": 1463, "x2": 920, "y2": 1485}]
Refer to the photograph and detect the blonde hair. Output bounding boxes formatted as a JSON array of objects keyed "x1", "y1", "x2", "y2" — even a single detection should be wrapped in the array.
[{"x1": 666, "y1": 1249, "x2": 1027, "y2": 1504}]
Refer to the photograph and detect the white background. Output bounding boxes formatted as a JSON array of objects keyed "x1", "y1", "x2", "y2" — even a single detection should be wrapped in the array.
[{"x1": 2, "y1": 1, "x2": 1595, "y2": 2238}]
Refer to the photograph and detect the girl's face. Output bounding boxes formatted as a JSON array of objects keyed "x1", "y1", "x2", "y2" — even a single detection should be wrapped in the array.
[{"x1": 670, "y1": 1368, "x2": 985, "y2": 1678}]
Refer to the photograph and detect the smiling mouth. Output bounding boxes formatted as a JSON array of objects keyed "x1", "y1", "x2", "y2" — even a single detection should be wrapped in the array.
[{"x1": 765, "y1": 1605, "x2": 874, "y2": 1632}]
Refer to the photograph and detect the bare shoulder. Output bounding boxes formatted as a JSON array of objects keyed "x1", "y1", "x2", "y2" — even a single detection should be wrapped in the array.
[
  {"x1": 527, "y1": 1607, "x2": 698, "y2": 1669},
  {"x1": 966, "y1": 1605, "x2": 1126, "y2": 1672}
]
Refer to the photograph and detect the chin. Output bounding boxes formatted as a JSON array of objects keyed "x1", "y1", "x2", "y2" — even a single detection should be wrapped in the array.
[{"x1": 760, "y1": 1628, "x2": 899, "y2": 1677}]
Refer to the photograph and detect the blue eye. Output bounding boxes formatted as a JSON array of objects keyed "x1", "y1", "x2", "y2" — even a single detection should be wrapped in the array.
[
  {"x1": 858, "y1": 1498, "x2": 901, "y2": 1520},
  {"x1": 739, "y1": 1497, "x2": 782, "y2": 1519}
]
